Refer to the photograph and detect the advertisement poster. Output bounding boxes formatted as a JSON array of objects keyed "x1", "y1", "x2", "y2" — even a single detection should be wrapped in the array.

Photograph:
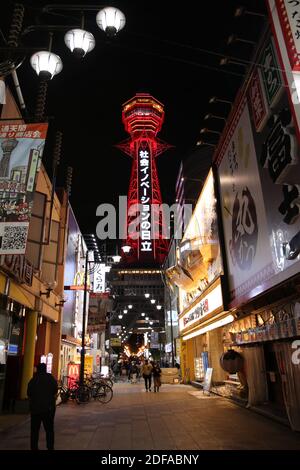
[
  {"x1": 217, "y1": 100, "x2": 274, "y2": 305},
  {"x1": 248, "y1": 35, "x2": 300, "y2": 286},
  {"x1": 0, "y1": 122, "x2": 48, "y2": 254}
]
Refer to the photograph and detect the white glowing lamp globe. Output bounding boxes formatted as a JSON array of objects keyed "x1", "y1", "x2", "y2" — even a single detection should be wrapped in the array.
[
  {"x1": 64, "y1": 29, "x2": 95, "y2": 58},
  {"x1": 150, "y1": 299, "x2": 156, "y2": 304},
  {"x1": 156, "y1": 305, "x2": 162, "y2": 310},
  {"x1": 112, "y1": 255, "x2": 122, "y2": 263},
  {"x1": 121, "y1": 245, "x2": 131, "y2": 254},
  {"x1": 144, "y1": 293, "x2": 150, "y2": 299},
  {"x1": 30, "y1": 51, "x2": 63, "y2": 80},
  {"x1": 96, "y1": 7, "x2": 126, "y2": 37}
]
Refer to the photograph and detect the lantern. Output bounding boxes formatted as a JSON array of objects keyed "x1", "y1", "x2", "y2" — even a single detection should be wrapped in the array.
[{"x1": 220, "y1": 349, "x2": 243, "y2": 374}]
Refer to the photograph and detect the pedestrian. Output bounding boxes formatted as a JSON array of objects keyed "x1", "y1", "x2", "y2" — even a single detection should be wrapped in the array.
[
  {"x1": 27, "y1": 362, "x2": 58, "y2": 451},
  {"x1": 152, "y1": 361, "x2": 162, "y2": 392},
  {"x1": 141, "y1": 359, "x2": 153, "y2": 392},
  {"x1": 130, "y1": 362, "x2": 138, "y2": 383}
]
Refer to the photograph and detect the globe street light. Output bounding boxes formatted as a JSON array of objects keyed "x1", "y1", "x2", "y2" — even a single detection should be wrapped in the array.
[
  {"x1": 64, "y1": 29, "x2": 95, "y2": 59},
  {"x1": 30, "y1": 51, "x2": 63, "y2": 80},
  {"x1": 96, "y1": 7, "x2": 126, "y2": 37}
]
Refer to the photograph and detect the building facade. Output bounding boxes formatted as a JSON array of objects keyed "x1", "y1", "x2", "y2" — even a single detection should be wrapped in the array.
[{"x1": 0, "y1": 84, "x2": 69, "y2": 411}]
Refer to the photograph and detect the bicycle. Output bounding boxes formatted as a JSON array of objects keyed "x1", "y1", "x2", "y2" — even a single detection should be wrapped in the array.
[
  {"x1": 58, "y1": 376, "x2": 90, "y2": 404},
  {"x1": 84, "y1": 375, "x2": 113, "y2": 403}
]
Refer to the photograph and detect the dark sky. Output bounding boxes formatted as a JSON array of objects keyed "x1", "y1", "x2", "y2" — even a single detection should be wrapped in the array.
[{"x1": 3, "y1": 0, "x2": 266, "y2": 236}]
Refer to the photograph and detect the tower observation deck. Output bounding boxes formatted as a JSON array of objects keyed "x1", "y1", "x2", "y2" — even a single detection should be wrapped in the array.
[{"x1": 117, "y1": 93, "x2": 172, "y2": 266}]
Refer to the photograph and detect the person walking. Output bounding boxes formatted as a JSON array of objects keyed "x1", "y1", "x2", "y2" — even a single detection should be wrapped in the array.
[
  {"x1": 141, "y1": 359, "x2": 153, "y2": 392},
  {"x1": 152, "y1": 362, "x2": 162, "y2": 392},
  {"x1": 130, "y1": 362, "x2": 138, "y2": 384},
  {"x1": 27, "y1": 363, "x2": 58, "y2": 451}
]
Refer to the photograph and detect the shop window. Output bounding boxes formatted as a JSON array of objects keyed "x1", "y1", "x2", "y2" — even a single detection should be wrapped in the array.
[
  {"x1": 26, "y1": 191, "x2": 46, "y2": 270},
  {"x1": 41, "y1": 220, "x2": 59, "y2": 285}
]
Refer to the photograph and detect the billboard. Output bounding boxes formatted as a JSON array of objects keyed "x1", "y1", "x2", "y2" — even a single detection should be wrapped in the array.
[
  {"x1": 177, "y1": 170, "x2": 223, "y2": 312},
  {"x1": 0, "y1": 123, "x2": 48, "y2": 254},
  {"x1": 216, "y1": 32, "x2": 300, "y2": 307}
]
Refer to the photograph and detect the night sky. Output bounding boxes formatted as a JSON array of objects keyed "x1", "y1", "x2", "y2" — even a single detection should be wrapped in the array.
[{"x1": 3, "y1": 0, "x2": 266, "y2": 237}]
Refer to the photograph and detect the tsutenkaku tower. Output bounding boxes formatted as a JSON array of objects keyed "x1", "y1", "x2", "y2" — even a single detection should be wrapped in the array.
[{"x1": 117, "y1": 93, "x2": 172, "y2": 266}]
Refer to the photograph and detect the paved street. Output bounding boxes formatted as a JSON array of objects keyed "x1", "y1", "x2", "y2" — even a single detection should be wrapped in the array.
[{"x1": 0, "y1": 383, "x2": 300, "y2": 450}]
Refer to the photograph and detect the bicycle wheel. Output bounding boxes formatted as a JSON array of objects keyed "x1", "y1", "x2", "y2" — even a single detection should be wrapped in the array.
[
  {"x1": 95, "y1": 384, "x2": 113, "y2": 404},
  {"x1": 105, "y1": 378, "x2": 114, "y2": 388},
  {"x1": 75, "y1": 385, "x2": 90, "y2": 404},
  {"x1": 58, "y1": 387, "x2": 69, "y2": 403}
]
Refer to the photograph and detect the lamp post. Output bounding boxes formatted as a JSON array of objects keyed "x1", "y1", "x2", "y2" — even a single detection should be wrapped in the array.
[{"x1": 79, "y1": 249, "x2": 94, "y2": 387}]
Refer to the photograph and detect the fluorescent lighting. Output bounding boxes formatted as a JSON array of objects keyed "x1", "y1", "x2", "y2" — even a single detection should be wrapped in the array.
[{"x1": 182, "y1": 315, "x2": 234, "y2": 341}]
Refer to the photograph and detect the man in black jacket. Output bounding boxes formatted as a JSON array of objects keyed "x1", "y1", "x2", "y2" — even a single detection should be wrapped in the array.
[{"x1": 27, "y1": 362, "x2": 58, "y2": 451}]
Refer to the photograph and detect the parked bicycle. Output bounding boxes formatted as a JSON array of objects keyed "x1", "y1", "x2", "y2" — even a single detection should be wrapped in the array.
[
  {"x1": 84, "y1": 375, "x2": 113, "y2": 403},
  {"x1": 58, "y1": 376, "x2": 90, "y2": 404}
]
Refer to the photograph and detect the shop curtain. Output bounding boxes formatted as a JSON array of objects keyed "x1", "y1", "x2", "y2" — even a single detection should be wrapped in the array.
[
  {"x1": 273, "y1": 341, "x2": 300, "y2": 432},
  {"x1": 243, "y1": 345, "x2": 268, "y2": 406}
]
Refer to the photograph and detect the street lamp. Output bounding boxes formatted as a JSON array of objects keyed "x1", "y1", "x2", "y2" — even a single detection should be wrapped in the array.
[
  {"x1": 79, "y1": 249, "x2": 94, "y2": 389},
  {"x1": 96, "y1": 7, "x2": 126, "y2": 37},
  {"x1": 30, "y1": 51, "x2": 63, "y2": 80},
  {"x1": 3, "y1": 4, "x2": 126, "y2": 80},
  {"x1": 64, "y1": 29, "x2": 95, "y2": 58}
]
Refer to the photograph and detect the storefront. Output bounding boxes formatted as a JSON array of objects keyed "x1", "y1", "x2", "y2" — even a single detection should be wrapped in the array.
[
  {"x1": 222, "y1": 295, "x2": 300, "y2": 430},
  {"x1": 179, "y1": 276, "x2": 232, "y2": 385},
  {"x1": 0, "y1": 293, "x2": 27, "y2": 412}
]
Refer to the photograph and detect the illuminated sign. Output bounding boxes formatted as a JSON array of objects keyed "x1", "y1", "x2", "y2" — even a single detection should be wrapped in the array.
[
  {"x1": 67, "y1": 363, "x2": 80, "y2": 388},
  {"x1": 64, "y1": 270, "x2": 90, "y2": 290},
  {"x1": 138, "y1": 142, "x2": 152, "y2": 254},
  {"x1": 179, "y1": 281, "x2": 223, "y2": 332},
  {"x1": 93, "y1": 264, "x2": 106, "y2": 293}
]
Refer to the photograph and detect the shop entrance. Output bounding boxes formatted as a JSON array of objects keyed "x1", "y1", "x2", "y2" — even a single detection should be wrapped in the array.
[
  {"x1": 0, "y1": 305, "x2": 25, "y2": 413},
  {"x1": 263, "y1": 342, "x2": 286, "y2": 414}
]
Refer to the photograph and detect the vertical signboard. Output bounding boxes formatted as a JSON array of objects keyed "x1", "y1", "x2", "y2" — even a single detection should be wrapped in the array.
[
  {"x1": 0, "y1": 123, "x2": 48, "y2": 254},
  {"x1": 138, "y1": 141, "x2": 153, "y2": 257},
  {"x1": 266, "y1": 0, "x2": 300, "y2": 142},
  {"x1": 93, "y1": 264, "x2": 106, "y2": 293}
]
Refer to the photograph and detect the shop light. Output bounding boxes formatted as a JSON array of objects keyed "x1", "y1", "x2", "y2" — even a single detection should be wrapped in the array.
[
  {"x1": 182, "y1": 315, "x2": 234, "y2": 341},
  {"x1": 123, "y1": 309, "x2": 128, "y2": 314},
  {"x1": 141, "y1": 313, "x2": 145, "y2": 317},
  {"x1": 118, "y1": 314, "x2": 123, "y2": 319},
  {"x1": 156, "y1": 305, "x2": 162, "y2": 310},
  {"x1": 144, "y1": 293, "x2": 150, "y2": 298},
  {"x1": 150, "y1": 299, "x2": 156, "y2": 304},
  {"x1": 128, "y1": 304, "x2": 133, "y2": 309}
]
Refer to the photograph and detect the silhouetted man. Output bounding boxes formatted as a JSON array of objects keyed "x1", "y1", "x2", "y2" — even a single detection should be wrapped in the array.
[{"x1": 27, "y1": 363, "x2": 58, "y2": 451}]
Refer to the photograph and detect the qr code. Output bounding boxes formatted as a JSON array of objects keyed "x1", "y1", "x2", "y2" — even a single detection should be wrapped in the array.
[{"x1": 2, "y1": 225, "x2": 28, "y2": 251}]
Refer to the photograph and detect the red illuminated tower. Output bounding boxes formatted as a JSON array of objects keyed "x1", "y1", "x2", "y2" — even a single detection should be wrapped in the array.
[{"x1": 117, "y1": 93, "x2": 172, "y2": 266}]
